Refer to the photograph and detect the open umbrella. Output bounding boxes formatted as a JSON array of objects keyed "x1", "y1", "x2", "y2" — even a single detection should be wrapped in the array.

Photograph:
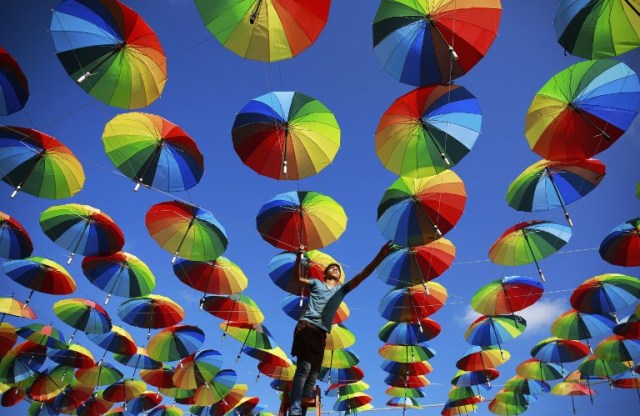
[
  {"x1": 146, "y1": 200, "x2": 228, "y2": 263},
  {"x1": 232, "y1": 91, "x2": 340, "y2": 180},
  {"x1": 50, "y1": 0, "x2": 167, "y2": 108},
  {"x1": 103, "y1": 378, "x2": 147, "y2": 404},
  {"x1": 488, "y1": 220, "x2": 572, "y2": 281},
  {"x1": 375, "y1": 84, "x2": 482, "y2": 178},
  {"x1": 0, "y1": 47, "x2": 28, "y2": 116},
  {"x1": 614, "y1": 303, "x2": 640, "y2": 339},
  {"x1": 456, "y1": 346, "x2": 511, "y2": 371},
  {"x1": 379, "y1": 281, "x2": 448, "y2": 322},
  {"x1": 451, "y1": 369, "x2": 500, "y2": 387},
  {"x1": 471, "y1": 275, "x2": 544, "y2": 317},
  {"x1": 0, "y1": 295, "x2": 36, "y2": 323},
  {"x1": 379, "y1": 343, "x2": 436, "y2": 363},
  {"x1": 269, "y1": 250, "x2": 343, "y2": 293},
  {"x1": 599, "y1": 217, "x2": 640, "y2": 266},
  {"x1": 103, "y1": 112, "x2": 204, "y2": 192},
  {"x1": 0, "y1": 322, "x2": 17, "y2": 356},
  {"x1": 377, "y1": 170, "x2": 467, "y2": 246},
  {"x1": 257, "y1": 360, "x2": 295, "y2": 382},
  {"x1": 378, "y1": 317, "x2": 442, "y2": 345},
  {"x1": 117, "y1": 294, "x2": 185, "y2": 339},
  {"x1": 192, "y1": 369, "x2": 236, "y2": 407},
  {"x1": 385, "y1": 373, "x2": 429, "y2": 389},
  {"x1": 172, "y1": 349, "x2": 223, "y2": 390},
  {"x1": 149, "y1": 405, "x2": 184, "y2": 416},
  {"x1": 503, "y1": 375, "x2": 550, "y2": 398},
  {"x1": 578, "y1": 355, "x2": 632, "y2": 385},
  {"x1": 326, "y1": 381, "x2": 370, "y2": 397},
  {"x1": 530, "y1": 337, "x2": 590, "y2": 374},
  {"x1": 0, "y1": 126, "x2": 84, "y2": 199},
  {"x1": 322, "y1": 348, "x2": 360, "y2": 369},
  {"x1": 381, "y1": 359, "x2": 432, "y2": 376},
  {"x1": 464, "y1": 314, "x2": 527, "y2": 355},
  {"x1": 113, "y1": 347, "x2": 162, "y2": 376},
  {"x1": 53, "y1": 380, "x2": 93, "y2": 414},
  {"x1": 0, "y1": 211, "x2": 33, "y2": 259},
  {"x1": 28, "y1": 364, "x2": 70, "y2": 401},
  {"x1": 203, "y1": 294, "x2": 265, "y2": 335},
  {"x1": 75, "y1": 361, "x2": 123, "y2": 387},
  {"x1": 387, "y1": 396, "x2": 422, "y2": 410},
  {"x1": 140, "y1": 365, "x2": 175, "y2": 389},
  {"x1": 0, "y1": 341, "x2": 47, "y2": 383},
  {"x1": 372, "y1": 0, "x2": 502, "y2": 87},
  {"x1": 47, "y1": 343, "x2": 95, "y2": 369},
  {"x1": 73, "y1": 391, "x2": 114, "y2": 416},
  {"x1": 204, "y1": 383, "x2": 248, "y2": 416},
  {"x1": 147, "y1": 324, "x2": 205, "y2": 362},
  {"x1": 221, "y1": 322, "x2": 277, "y2": 361},
  {"x1": 86, "y1": 325, "x2": 136, "y2": 356},
  {"x1": 194, "y1": 0, "x2": 330, "y2": 62},
  {"x1": 53, "y1": 298, "x2": 111, "y2": 343},
  {"x1": 551, "y1": 308, "x2": 615, "y2": 352},
  {"x1": 124, "y1": 391, "x2": 162, "y2": 414},
  {"x1": 242, "y1": 346, "x2": 290, "y2": 368},
  {"x1": 256, "y1": 190, "x2": 347, "y2": 251},
  {"x1": 2, "y1": 257, "x2": 76, "y2": 306},
  {"x1": 506, "y1": 158, "x2": 606, "y2": 226},
  {"x1": 551, "y1": 381, "x2": 595, "y2": 416},
  {"x1": 325, "y1": 324, "x2": 356, "y2": 351},
  {"x1": 516, "y1": 358, "x2": 564, "y2": 381},
  {"x1": 594, "y1": 335, "x2": 640, "y2": 363},
  {"x1": 570, "y1": 273, "x2": 640, "y2": 322},
  {"x1": 319, "y1": 365, "x2": 364, "y2": 385},
  {"x1": 525, "y1": 59, "x2": 640, "y2": 161},
  {"x1": 488, "y1": 392, "x2": 528, "y2": 416},
  {"x1": 173, "y1": 257, "x2": 248, "y2": 307}
]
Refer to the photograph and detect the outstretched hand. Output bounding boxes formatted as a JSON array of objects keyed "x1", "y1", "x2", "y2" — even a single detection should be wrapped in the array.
[{"x1": 376, "y1": 240, "x2": 395, "y2": 260}]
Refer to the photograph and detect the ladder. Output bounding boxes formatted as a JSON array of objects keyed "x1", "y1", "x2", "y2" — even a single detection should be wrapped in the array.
[{"x1": 278, "y1": 385, "x2": 322, "y2": 416}]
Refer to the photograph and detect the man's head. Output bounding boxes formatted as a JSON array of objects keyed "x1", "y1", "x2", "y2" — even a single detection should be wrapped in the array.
[{"x1": 323, "y1": 263, "x2": 342, "y2": 282}]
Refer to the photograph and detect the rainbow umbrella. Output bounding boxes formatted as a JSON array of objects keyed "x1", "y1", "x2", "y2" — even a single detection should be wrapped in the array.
[
  {"x1": 192, "y1": 368, "x2": 236, "y2": 406},
  {"x1": 506, "y1": 159, "x2": 606, "y2": 226},
  {"x1": 379, "y1": 282, "x2": 448, "y2": 322},
  {"x1": 149, "y1": 405, "x2": 184, "y2": 416},
  {"x1": 147, "y1": 324, "x2": 205, "y2": 362},
  {"x1": 377, "y1": 170, "x2": 467, "y2": 246},
  {"x1": 0, "y1": 322, "x2": 17, "y2": 356},
  {"x1": 53, "y1": 298, "x2": 112, "y2": 343},
  {"x1": 570, "y1": 273, "x2": 640, "y2": 322},
  {"x1": 381, "y1": 360, "x2": 432, "y2": 376},
  {"x1": 194, "y1": 0, "x2": 330, "y2": 62},
  {"x1": 1, "y1": 385, "x2": 26, "y2": 408},
  {"x1": 50, "y1": 0, "x2": 166, "y2": 108},
  {"x1": 554, "y1": 0, "x2": 640, "y2": 59},
  {"x1": 256, "y1": 190, "x2": 347, "y2": 251},
  {"x1": 488, "y1": 220, "x2": 572, "y2": 281},
  {"x1": 82, "y1": 251, "x2": 155, "y2": 304},
  {"x1": 516, "y1": 358, "x2": 564, "y2": 381},
  {"x1": 322, "y1": 348, "x2": 360, "y2": 369},
  {"x1": 441, "y1": 402, "x2": 478, "y2": 416},
  {"x1": 231, "y1": 397, "x2": 260, "y2": 415},
  {"x1": 326, "y1": 381, "x2": 370, "y2": 398},
  {"x1": 146, "y1": 200, "x2": 228, "y2": 263},
  {"x1": 372, "y1": 0, "x2": 502, "y2": 87},
  {"x1": 0, "y1": 295, "x2": 36, "y2": 322},
  {"x1": 319, "y1": 365, "x2": 364, "y2": 385},
  {"x1": 103, "y1": 378, "x2": 147, "y2": 403},
  {"x1": 0, "y1": 211, "x2": 32, "y2": 259},
  {"x1": 103, "y1": 112, "x2": 204, "y2": 192},
  {"x1": 378, "y1": 343, "x2": 436, "y2": 363},
  {"x1": 551, "y1": 381, "x2": 596, "y2": 416},
  {"x1": 612, "y1": 368, "x2": 640, "y2": 402},
  {"x1": 117, "y1": 294, "x2": 185, "y2": 339},
  {"x1": 375, "y1": 84, "x2": 482, "y2": 178},
  {"x1": 221, "y1": 322, "x2": 277, "y2": 361},
  {"x1": 578, "y1": 355, "x2": 632, "y2": 386},
  {"x1": 525, "y1": 59, "x2": 640, "y2": 161},
  {"x1": 0, "y1": 47, "x2": 28, "y2": 115},
  {"x1": 242, "y1": 346, "x2": 290, "y2": 367},
  {"x1": 140, "y1": 365, "x2": 175, "y2": 389},
  {"x1": 0, "y1": 341, "x2": 47, "y2": 383},
  {"x1": 0, "y1": 126, "x2": 84, "y2": 199},
  {"x1": 203, "y1": 294, "x2": 265, "y2": 332},
  {"x1": 124, "y1": 390, "x2": 162, "y2": 414},
  {"x1": 503, "y1": 375, "x2": 550, "y2": 398},
  {"x1": 377, "y1": 239, "x2": 455, "y2": 288},
  {"x1": 281, "y1": 294, "x2": 349, "y2": 324},
  {"x1": 75, "y1": 361, "x2": 123, "y2": 387},
  {"x1": 595, "y1": 335, "x2": 640, "y2": 363},
  {"x1": 53, "y1": 380, "x2": 93, "y2": 414},
  {"x1": 326, "y1": 324, "x2": 356, "y2": 351},
  {"x1": 113, "y1": 347, "x2": 162, "y2": 377},
  {"x1": 599, "y1": 217, "x2": 640, "y2": 266},
  {"x1": 2, "y1": 257, "x2": 76, "y2": 306},
  {"x1": 173, "y1": 257, "x2": 248, "y2": 307},
  {"x1": 27, "y1": 402, "x2": 58, "y2": 416},
  {"x1": 232, "y1": 91, "x2": 340, "y2": 180},
  {"x1": 74, "y1": 391, "x2": 113, "y2": 416},
  {"x1": 464, "y1": 315, "x2": 527, "y2": 354},
  {"x1": 269, "y1": 249, "x2": 344, "y2": 297},
  {"x1": 47, "y1": 344, "x2": 95, "y2": 369},
  {"x1": 172, "y1": 349, "x2": 223, "y2": 390},
  {"x1": 378, "y1": 317, "x2": 442, "y2": 345},
  {"x1": 332, "y1": 392, "x2": 372, "y2": 411},
  {"x1": 614, "y1": 303, "x2": 640, "y2": 339},
  {"x1": 40, "y1": 203, "x2": 124, "y2": 264},
  {"x1": 203, "y1": 383, "x2": 248, "y2": 416},
  {"x1": 530, "y1": 337, "x2": 590, "y2": 373},
  {"x1": 257, "y1": 360, "x2": 295, "y2": 381},
  {"x1": 551, "y1": 309, "x2": 615, "y2": 351},
  {"x1": 385, "y1": 373, "x2": 429, "y2": 389},
  {"x1": 456, "y1": 346, "x2": 511, "y2": 371},
  {"x1": 451, "y1": 369, "x2": 500, "y2": 387},
  {"x1": 387, "y1": 396, "x2": 421, "y2": 410},
  {"x1": 29, "y1": 364, "x2": 71, "y2": 401},
  {"x1": 471, "y1": 275, "x2": 544, "y2": 316},
  {"x1": 488, "y1": 392, "x2": 528, "y2": 416},
  {"x1": 86, "y1": 325, "x2": 137, "y2": 356}
]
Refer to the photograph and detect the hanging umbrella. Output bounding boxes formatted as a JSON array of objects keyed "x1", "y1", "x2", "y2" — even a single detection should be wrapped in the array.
[
  {"x1": 322, "y1": 348, "x2": 360, "y2": 369},
  {"x1": 456, "y1": 346, "x2": 511, "y2": 371},
  {"x1": 202, "y1": 294, "x2": 265, "y2": 334},
  {"x1": 379, "y1": 282, "x2": 448, "y2": 322},
  {"x1": 471, "y1": 275, "x2": 544, "y2": 316},
  {"x1": 0, "y1": 295, "x2": 36, "y2": 323},
  {"x1": 530, "y1": 337, "x2": 590, "y2": 373},
  {"x1": 204, "y1": 383, "x2": 248, "y2": 416},
  {"x1": 384, "y1": 373, "x2": 429, "y2": 389},
  {"x1": 145, "y1": 200, "x2": 228, "y2": 263},
  {"x1": 377, "y1": 170, "x2": 467, "y2": 246},
  {"x1": 53, "y1": 380, "x2": 93, "y2": 414},
  {"x1": 232, "y1": 91, "x2": 340, "y2": 180},
  {"x1": 451, "y1": 369, "x2": 500, "y2": 387},
  {"x1": 0, "y1": 47, "x2": 28, "y2": 115},
  {"x1": 75, "y1": 361, "x2": 123, "y2": 387},
  {"x1": 554, "y1": 0, "x2": 640, "y2": 59},
  {"x1": 194, "y1": 0, "x2": 330, "y2": 62},
  {"x1": 192, "y1": 369, "x2": 236, "y2": 407},
  {"x1": 464, "y1": 315, "x2": 527, "y2": 354},
  {"x1": 172, "y1": 349, "x2": 223, "y2": 390},
  {"x1": 614, "y1": 303, "x2": 640, "y2": 339},
  {"x1": 117, "y1": 294, "x2": 185, "y2": 339},
  {"x1": 140, "y1": 365, "x2": 175, "y2": 389},
  {"x1": 159, "y1": 385, "x2": 196, "y2": 405},
  {"x1": 387, "y1": 396, "x2": 422, "y2": 409},
  {"x1": 47, "y1": 344, "x2": 95, "y2": 368},
  {"x1": 124, "y1": 391, "x2": 162, "y2": 414},
  {"x1": 27, "y1": 402, "x2": 58, "y2": 416},
  {"x1": 506, "y1": 158, "x2": 606, "y2": 226},
  {"x1": 281, "y1": 294, "x2": 349, "y2": 324},
  {"x1": 551, "y1": 381, "x2": 596, "y2": 416},
  {"x1": 147, "y1": 324, "x2": 205, "y2": 362},
  {"x1": 102, "y1": 112, "x2": 204, "y2": 192},
  {"x1": 173, "y1": 257, "x2": 248, "y2": 307},
  {"x1": 29, "y1": 364, "x2": 71, "y2": 401},
  {"x1": 257, "y1": 360, "x2": 295, "y2": 381},
  {"x1": 1, "y1": 385, "x2": 26, "y2": 408},
  {"x1": 149, "y1": 405, "x2": 184, "y2": 416},
  {"x1": 375, "y1": 84, "x2": 482, "y2": 178},
  {"x1": 319, "y1": 365, "x2": 364, "y2": 385},
  {"x1": 516, "y1": 358, "x2": 564, "y2": 381},
  {"x1": 503, "y1": 375, "x2": 550, "y2": 398},
  {"x1": 0, "y1": 126, "x2": 84, "y2": 199},
  {"x1": 441, "y1": 402, "x2": 478, "y2": 416},
  {"x1": 488, "y1": 220, "x2": 572, "y2": 281},
  {"x1": 103, "y1": 378, "x2": 147, "y2": 403},
  {"x1": 325, "y1": 381, "x2": 370, "y2": 398},
  {"x1": 0, "y1": 211, "x2": 33, "y2": 259},
  {"x1": 269, "y1": 249, "x2": 344, "y2": 296},
  {"x1": 579, "y1": 355, "x2": 633, "y2": 386},
  {"x1": 0, "y1": 322, "x2": 17, "y2": 356},
  {"x1": 551, "y1": 308, "x2": 615, "y2": 352},
  {"x1": 221, "y1": 322, "x2": 277, "y2": 361},
  {"x1": 256, "y1": 190, "x2": 347, "y2": 251},
  {"x1": 525, "y1": 59, "x2": 640, "y2": 161},
  {"x1": 53, "y1": 298, "x2": 112, "y2": 343},
  {"x1": 74, "y1": 391, "x2": 113, "y2": 416},
  {"x1": 113, "y1": 347, "x2": 162, "y2": 376},
  {"x1": 377, "y1": 239, "x2": 455, "y2": 288},
  {"x1": 325, "y1": 324, "x2": 356, "y2": 351},
  {"x1": 86, "y1": 325, "x2": 136, "y2": 356},
  {"x1": 595, "y1": 335, "x2": 640, "y2": 363},
  {"x1": 2, "y1": 257, "x2": 76, "y2": 306},
  {"x1": 82, "y1": 251, "x2": 155, "y2": 304},
  {"x1": 381, "y1": 359, "x2": 432, "y2": 376},
  {"x1": 378, "y1": 343, "x2": 436, "y2": 363},
  {"x1": 378, "y1": 317, "x2": 442, "y2": 345},
  {"x1": 242, "y1": 346, "x2": 290, "y2": 368},
  {"x1": 599, "y1": 217, "x2": 640, "y2": 266},
  {"x1": 372, "y1": 0, "x2": 502, "y2": 87},
  {"x1": 0, "y1": 341, "x2": 47, "y2": 383},
  {"x1": 570, "y1": 273, "x2": 640, "y2": 322},
  {"x1": 487, "y1": 392, "x2": 528, "y2": 416},
  {"x1": 50, "y1": 0, "x2": 166, "y2": 108}
]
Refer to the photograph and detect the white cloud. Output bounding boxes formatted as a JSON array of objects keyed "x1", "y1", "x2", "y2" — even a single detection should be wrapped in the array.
[
  {"x1": 519, "y1": 298, "x2": 567, "y2": 336},
  {"x1": 457, "y1": 305, "x2": 481, "y2": 327}
]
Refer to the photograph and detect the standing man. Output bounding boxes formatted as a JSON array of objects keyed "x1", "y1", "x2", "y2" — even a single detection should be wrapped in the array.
[{"x1": 288, "y1": 241, "x2": 394, "y2": 415}]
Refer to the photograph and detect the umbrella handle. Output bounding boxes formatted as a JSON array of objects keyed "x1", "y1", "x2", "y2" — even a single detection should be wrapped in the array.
[{"x1": 10, "y1": 185, "x2": 20, "y2": 198}]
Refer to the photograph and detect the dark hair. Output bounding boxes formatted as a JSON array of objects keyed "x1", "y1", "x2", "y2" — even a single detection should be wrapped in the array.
[{"x1": 323, "y1": 263, "x2": 342, "y2": 277}]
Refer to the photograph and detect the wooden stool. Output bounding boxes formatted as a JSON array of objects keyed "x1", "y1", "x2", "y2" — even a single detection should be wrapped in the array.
[{"x1": 278, "y1": 386, "x2": 321, "y2": 416}]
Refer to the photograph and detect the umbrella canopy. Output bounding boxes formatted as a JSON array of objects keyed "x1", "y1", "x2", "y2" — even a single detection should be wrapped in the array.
[
  {"x1": 192, "y1": 368, "x2": 236, "y2": 406},
  {"x1": 386, "y1": 396, "x2": 422, "y2": 409},
  {"x1": 47, "y1": 343, "x2": 95, "y2": 368},
  {"x1": 378, "y1": 343, "x2": 436, "y2": 363},
  {"x1": 242, "y1": 346, "x2": 290, "y2": 367},
  {"x1": 172, "y1": 349, "x2": 223, "y2": 390},
  {"x1": 551, "y1": 308, "x2": 615, "y2": 350},
  {"x1": 202, "y1": 383, "x2": 248, "y2": 416},
  {"x1": 525, "y1": 59, "x2": 640, "y2": 161},
  {"x1": 614, "y1": 303, "x2": 640, "y2": 339},
  {"x1": 551, "y1": 381, "x2": 595, "y2": 415},
  {"x1": 451, "y1": 369, "x2": 500, "y2": 387},
  {"x1": 149, "y1": 405, "x2": 184, "y2": 416},
  {"x1": 53, "y1": 298, "x2": 112, "y2": 341},
  {"x1": 113, "y1": 347, "x2": 162, "y2": 372},
  {"x1": 594, "y1": 335, "x2": 640, "y2": 363},
  {"x1": 221, "y1": 322, "x2": 277, "y2": 359},
  {"x1": 281, "y1": 294, "x2": 349, "y2": 324},
  {"x1": 2, "y1": 257, "x2": 76, "y2": 306},
  {"x1": 82, "y1": 251, "x2": 155, "y2": 304},
  {"x1": 0, "y1": 126, "x2": 84, "y2": 199},
  {"x1": 464, "y1": 314, "x2": 527, "y2": 351},
  {"x1": 29, "y1": 364, "x2": 71, "y2": 401},
  {"x1": 578, "y1": 355, "x2": 632, "y2": 381},
  {"x1": 147, "y1": 324, "x2": 205, "y2": 362},
  {"x1": 72, "y1": 391, "x2": 113, "y2": 416},
  {"x1": 0, "y1": 341, "x2": 47, "y2": 383},
  {"x1": 0, "y1": 211, "x2": 33, "y2": 259},
  {"x1": 381, "y1": 359, "x2": 432, "y2": 376},
  {"x1": 456, "y1": 346, "x2": 511, "y2": 371},
  {"x1": 516, "y1": 358, "x2": 564, "y2": 381},
  {"x1": 384, "y1": 373, "x2": 429, "y2": 389},
  {"x1": 1, "y1": 385, "x2": 26, "y2": 408},
  {"x1": 375, "y1": 84, "x2": 482, "y2": 178},
  {"x1": 256, "y1": 190, "x2": 347, "y2": 251},
  {"x1": 117, "y1": 294, "x2": 185, "y2": 338},
  {"x1": 325, "y1": 324, "x2": 356, "y2": 351},
  {"x1": 506, "y1": 158, "x2": 606, "y2": 226},
  {"x1": 173, "y1": 257, "x2": 248, "y2": 303},
  {"x1": 503, "y1": 375, "x2": 550, "y2": 397},
  {"x1": 103, "y1": 112, "x2": 204, "y2": 192},
  {"x1": 379, "y1": 281, "x2": 448, "y2": 322},
  {"x1": 0, "y1": 322, "x2": 17, "y2": 356},
  {"x1": 52, "y1": 380, "x2": 93, "y2": 413},
  {"x1": 332, "y1": 392, "x2": 372, "y2": 412},
  {"x1": 75, "y1": 361, "x2": 123, "y2": 387},
  {"x1": 488, "y1": 220, "x2": 572, "y2": 281},
  {"x1": 232, "y1": 91, "x2": 340, "y2": 180},
  {"x1": 599, "y1": 217, "x2": 640, "y2": 266},
  {"x1": 195, "y1": 0, "x2": 330, "y2": 62},
  {"x1": 570, "y1": 273, "x2": 640, "y2": 321},
  {"x1": 257, "y1": 360, "x2": 295, "y2": 381},
  {"x1": 385, "y1": 385, "x2": 424, "y2": 399},
  {"x1": 554, "y1": 0, "x2": 640, "y2": 59},
  {"x1": 103, "y1": 378, "x2": 147, "y2": 403},
  {"x1": 86, "y1": 325, "x2": 136, "y2": 355},
  {"x1": 322, "y1": 348, "x2": 360, "y2": 369},
  {"x1": 531, "y1": 337, "x2": 590, "y2": 365},
  {"x1": 140, "y1": 365, "x2": 175, "y2": 389},
  {"x1": 269, "y1": 249, "x2": 344, "y2": 296},
  {"x1": 378, "y1": 317, "x2": 442, "y2": 345},
  {"x1": 488, "y1": 394, "x2": 528, "y2": 416},
  {"x1": 372, "y1": 0, "x2": 502, "y2": 86},
  {"x1": 50, "y1": 0, "x2": 167, "y2": 108},
  {"x1": 40, "y1": 203, "x2": 124, "y2": 263},
  {"x1": 124, "y1": 391, "x2": 162, "y2": 414},
  {"x1": 0, "y1": 47, "x2": 28, "y2": 116},
  {"x1": 0, "y1": 296, "x2": 36, "y2": 321},
  {"x1": 146, "y1": 200, "x2": 228, "y2": 263},
  {"x1": 377, "y1": 170, "x2": 467, "y2": 246},
  {"x1": 203, "y1": 293, "x2": 265, "y2": 327},
  {"x1": 471, "y1": 275, "x2": 544, "y2": 316}
]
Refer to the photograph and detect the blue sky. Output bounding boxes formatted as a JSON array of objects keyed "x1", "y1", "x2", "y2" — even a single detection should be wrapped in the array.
[{"x1": 1, "y1": 0, "x2": 639, "y2": 415}]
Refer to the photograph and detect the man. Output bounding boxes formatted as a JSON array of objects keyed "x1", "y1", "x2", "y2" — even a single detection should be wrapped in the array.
[{"x1": 288, "y1": 241, "x2": 394, "y2": 415}]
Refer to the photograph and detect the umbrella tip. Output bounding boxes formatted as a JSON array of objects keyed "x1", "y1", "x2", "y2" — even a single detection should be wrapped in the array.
[{"x1": 10, "y1": 186, "x2": 20, "y2": 198}]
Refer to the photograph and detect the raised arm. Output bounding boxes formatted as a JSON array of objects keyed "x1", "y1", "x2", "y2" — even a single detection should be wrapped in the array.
[
  {"x1": 344, "y1": 241, "x2": 394, "y2": 293},
  {"x1": 292, "y1": 246, "x2": 310, "y2": 286}
]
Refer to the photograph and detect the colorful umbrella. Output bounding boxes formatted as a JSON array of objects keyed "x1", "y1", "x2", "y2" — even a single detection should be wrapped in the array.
[
  {"x1": 0, "y1": 322, "x2": 17, "y2": 356},
  {"x1": 614, "y1": 303, "x2": 640, "y2": 339},
  {"x1": 318, "y1": 365, "x2": 364, "y2": 385},
  {"x1": 0, "y1": 211, "x2": 33, "y2": 259},
  {"x1": 379, "y1": 282, "x2": 448, "y2": 322},
  {"x1": 113, "y1": 347, "x2": 162, "y2": 374},
  {"x1": 441, "y1": 402, "x2": 478, "y2": 416},
  {"x1": 554, "y1": 0, "x2": 640, "y2": 59},
  {"x1": 1, "y1": 385, "x2": 26, "y2": 408},
  {"x1": 375, "y1": 84, "x2": 482, "y2": 178},
  {"x1": 0, "y1": 126, "x2": 84, "y2": 199},
  {"x1": 117, "y1": 294, "x2": 185, "y2": 339},
  {"x1": 599, "y1": 217, "x2": 640, "y2": 266},
  {"x1": 53, "y1": 380, "x2": 93, "y2": 413},
  {"x1": 456, "y1": 346, "x2": 511, "y2": 371},
  {"x1": 570, "y1": 273, "x2": 640, "y2": 322},
  {"x1": 86, "y1": 325, "x2": 136, "y2": 355},
  {"x1": 281, "y1": 294, "x2": 349, "y2": 324},
  {"x1": 29, "y1": 364, "x2": 71, "y2": 401},
  {"x1": 149, "y1": 405, "x2": 184, "y2": 416},
  {"x1": 464, "y1": 314, "x2": 527, "y2": 353},
  {"x1": 19, "y1": 323, "x2": 68, "y2": 349},
  {"x1": 103, "y1": 378, "x2": 147, "y2": 403},
  {"x1": 194, "y1": 0, "x2": 330, "y2": 62},
  {"x1": 232, "y1": 91, "x2": 340, "y2": 180},
  {"x1": 551, "y1": 308, "x2": 615, "y2": 351},
  {"x1": 204, "y1": 383, "x2": 248, "y2": 416},
  {"x1": 578, "y1": 355, "x2": 632, "y2": 383},
  {"x1": 322, "y1": 348, "x2": 360, "y2": 369},
  {"x1": 172, "y1": 349, "x2": 223, "y2": 390},
  {"x1": 221, "y1": 322, "x2": 277, "y2": 360},
  {"x1": 451, "y1": 369, "x2": 500, "y2": 387},
  {"x1": 488, "y1": 220, "x2": 572, "y2": 281},
  {"x1": 326, "y1": 324, "x2": 356, "y2": 351},
  {"x1": 0, "y1": 341, "x2": 47, "y2": 383},
  {"x1": 192, "y1": 369, "x2": 236, "y2": 406},
  {"x1": 75, "y1": 361, "x2": 123, "y2": 387},
  {"x1": 269, "y1": 249, "x2": 344, "y2": 295},
  {"x1": 0, "y1": 48, "x2": 28, "y2": 115},
  {"x1": 387, "y1": 396, "x2": 422, "y2": 409},
  {"x1": 74, "y1": 391, "x2": 113, "y2": 416},
  {"x1": 27, "y1": 402, "x2": 58, "y2": 416},
  {"x1": 102, "y1": 112, "x2": 204, "y2": 191},
  {"x1": 124, "y1": 391, "x2": 162, "y2": 414},
  {"x1": 257, "y1": 360, "x2": 295, "y2": 381},
  {"x1": 242, "y1": 346, "x2": 290, "y2": 368},
  {"x1": 82, "y1": 251, "x2": 155, "y2": 304},
  {"x1": 53, "y1": 298, "x2": 112, "y2": 342},
  {"x1": 47, "y1": 344, "x2": 95, "y2": 368},
  {"x1": 384, "y1": 373, "x2": 429, "y2": 389},
  {"x1": 487, "y1": 393, "x2": 528, "y2": 416},
  {"x1": 372, "y1": 0, "x2": 502, "y2": 86},
  {"x1": 140, "y1": 365, "x2": 175, "y2": 389},
  {"x1": 594, "y1": 335, "x2": 640, "y2": 363},
  {"x1": 516, "y1": 358, "x2": 564, "y2": 381},
  {"x1": 145, "y1": 200, "x2": 228, "y2": 263},
  {"x1": 506, "y1": 159, "x2": 606, "y2": 226},
  {"x1": 551, "y1": 381, "x2": 595, "y2": 416},
  {"x1": 471, "y1": 275, "x2": 544, "y2": 316},
  {"x1": 203, "y1": 294, "x2": 265, "y2": 330},
  {"x1": 326, "y1": 381, "x2": 370, "y2": 397},
  {"x1": 0, "y1": 295, "x2": 36, "y2": 322},
  {"x1": 377, "y1": 239, "x2": 455, "y2": 288},
  {"x1": 378, "y1": 317, "x2": 441, "y2": 345},
  {"x1": 50, "y1": 0, "x2": 167, "y2": 108},
  {"x1": 503, "y1": 375, "x2": 550, "y2": 398},
  {"x1": 378, "y1": 343, "x2": 436, "y2": 363},
  {"x1": 525, "y1": 59, "x2": 640, "y2": 161},
  {"x1": 256, "y1": 190, "x2": 347, "y2": 251},
  {"x1": 530, "y1": 337, "x2": 590, "y2": 371},
  {"x1": 381, "y1": 359, "x2": 432, "y2": 376},
  {"x1": 2, "y1": 257, "x2": 76, "y2": 306},
  {"x1": 377, "y1": 170, "x2": 467, "y2": 246},
  {"x1": 147, "y1": 324, "x2": 205, "y2": 362},
  {"x1": 173, "y1": 257, "x2": 248, "y2": 306}
]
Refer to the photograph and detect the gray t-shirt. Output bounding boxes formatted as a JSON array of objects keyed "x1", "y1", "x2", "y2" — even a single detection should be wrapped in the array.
[{"x1": 300, "y1": 279, "x2": 348, "y2": 332}]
